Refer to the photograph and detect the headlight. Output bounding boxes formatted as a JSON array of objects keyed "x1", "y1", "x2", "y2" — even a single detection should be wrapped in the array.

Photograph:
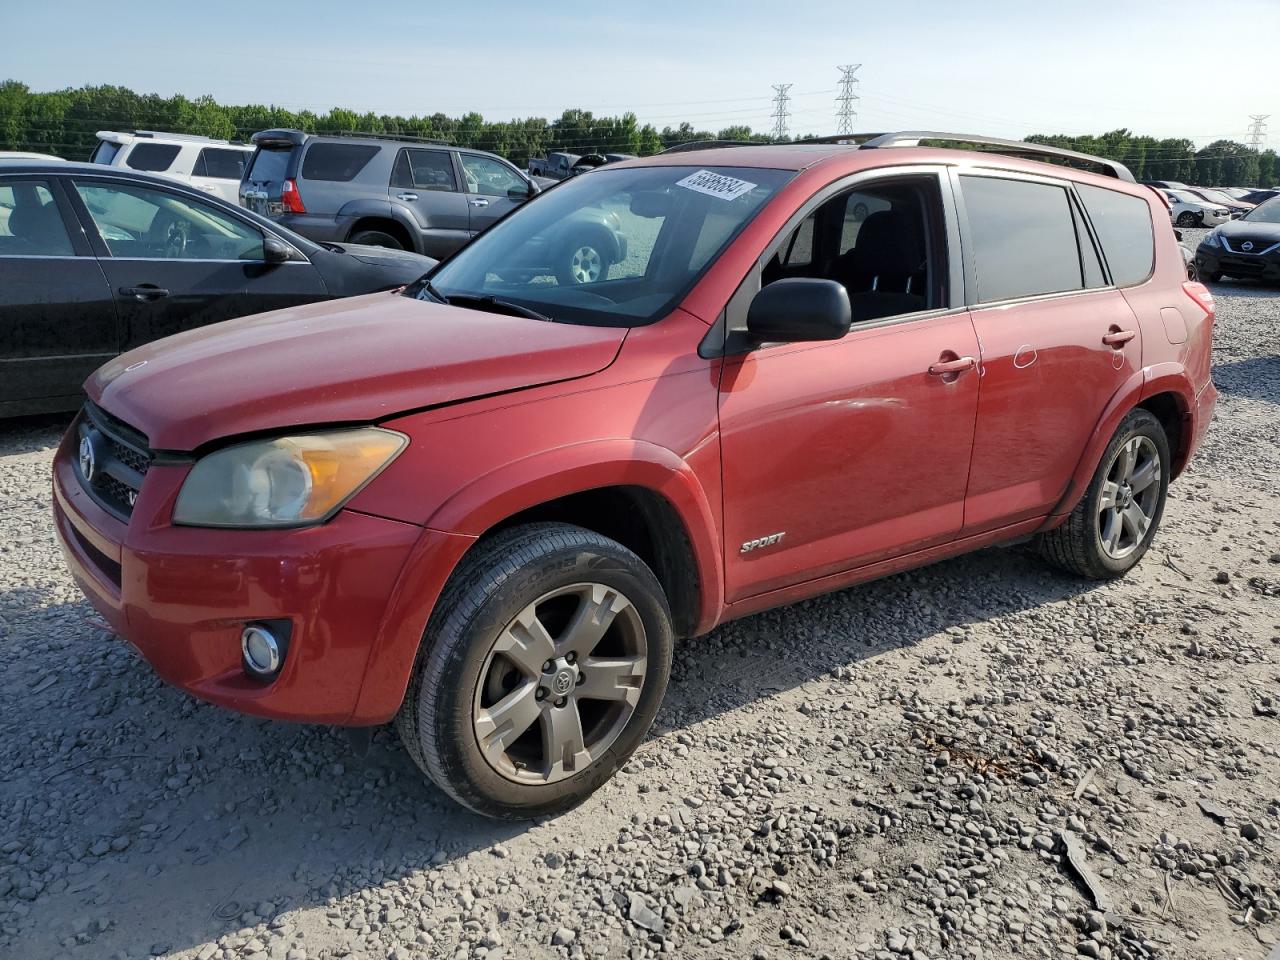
[
  {"x1": 173, "y1": 428, "x2": 407, "y2": 528},
  {"x1": 1203, "y1": 231, "x2": 1220, "y2": 248}
]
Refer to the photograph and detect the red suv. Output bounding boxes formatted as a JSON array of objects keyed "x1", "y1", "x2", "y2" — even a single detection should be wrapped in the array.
[{"x1": 52, "y1": 133, "x2": 1216, "y2": 819}]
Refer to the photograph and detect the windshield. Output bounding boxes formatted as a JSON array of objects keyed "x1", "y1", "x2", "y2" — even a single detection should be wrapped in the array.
[
  {"x1": 410, "y1": 165, "x2": 793, "y2": 327},
  {"x1": 1168, "y1": 190, "x2": 1202, "y2": 204},
  {"x1": 1196, "y1": 189, "x2": 1233, "y2": 204},
  {"x1": 1244, "y1": 198, "x2": 1280, "y2": 224}
]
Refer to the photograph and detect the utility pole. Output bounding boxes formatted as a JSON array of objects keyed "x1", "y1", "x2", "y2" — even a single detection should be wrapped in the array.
[
  {"x1": 770, "y1": 84, "x2": 792, "y2": 141},
  {"x1": 1246, "y1": 114, "x2": 1269, "y2": 150},
  {"x1": 835, "y1": 64, "x2": 861, "y2": 136}
]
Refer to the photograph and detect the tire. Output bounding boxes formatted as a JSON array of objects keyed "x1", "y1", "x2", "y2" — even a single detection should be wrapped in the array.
[
  {"x1": 555, "y1": 237, "x2": 611, "y2": 285},
  {"x1": 396, "y1": 522, "x2": 673, "y2": 819},
  {"x1": 1174, "y1": 212, "x2": 1198, "y2": 227},
  {"x1": 348, "y1": 229, "x2": 404, "y2": 250},
  {"x1": 1037, "y1": 409, "x2": 1170, "y2": 580},
  {"x1": 1186, "y1": 260, "x2": 1199, "y2": 282}
]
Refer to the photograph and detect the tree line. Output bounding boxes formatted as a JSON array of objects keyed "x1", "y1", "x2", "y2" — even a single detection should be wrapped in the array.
[{"x1": 2, "y1": 82, "x2": 1276, "y2": 187}]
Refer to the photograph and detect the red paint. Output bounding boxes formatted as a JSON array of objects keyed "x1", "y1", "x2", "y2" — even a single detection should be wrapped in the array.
[{"x1": 53, "y1": 144, "x2": 1216, "y2": 726}]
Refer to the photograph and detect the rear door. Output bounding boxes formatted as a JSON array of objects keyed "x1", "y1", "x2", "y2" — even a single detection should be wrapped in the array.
[
  {"x1": 0, "y1": 175, "x2": 117, "y2": 412},
  {"x1": 456, "y1": 153, "x2": 529, "y2": 234},
  {"x1": 955, "y1": 171, "x2": 1142, "y2": 533},
  {"x1": 241, "y1": 140, "x2": 297, "y2": 215},
  {"x1": 190, "y1": 146, "x2": 251, "y2": 204},
  {"x1": 67, "y1": 176, "x2": 324, "y2": 350},
  {"x1": 388, "y1": 148, "x2": 470, "y2": 258}
]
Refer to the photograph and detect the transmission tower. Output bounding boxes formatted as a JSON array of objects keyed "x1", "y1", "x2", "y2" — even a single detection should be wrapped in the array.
[
  {"x1": 1247, "y1": 114, "x2": 1269, "y2": 150},
  {"x1": 835, "y1": 64, "x2": 861, "y2": 136},
  {"x1": 770, "y1": 84, "x2": 793, "y2": 141}
]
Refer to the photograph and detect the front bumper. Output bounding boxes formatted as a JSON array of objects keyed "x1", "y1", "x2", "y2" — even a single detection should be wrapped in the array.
[
  {"x1": 1196, "y1": 244, "x2": 1280, "y2": 281},
  {"x1": 51, "y1": 425, "x2": 468, "y2": 725}
]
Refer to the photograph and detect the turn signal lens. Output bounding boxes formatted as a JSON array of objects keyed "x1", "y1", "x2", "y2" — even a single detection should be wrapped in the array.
[{"x1": 173, "y1": 428, "x2": 406, "y2": 528}]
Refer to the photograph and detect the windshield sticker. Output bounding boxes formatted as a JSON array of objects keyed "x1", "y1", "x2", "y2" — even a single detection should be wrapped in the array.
[{"x1": 675, "y1": 170, "x2": 758, "y2": 202}]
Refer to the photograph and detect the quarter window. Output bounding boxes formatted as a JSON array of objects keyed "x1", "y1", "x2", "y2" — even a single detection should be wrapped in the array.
[
  {"x1": 300, "y1": 143, "x2": 380, "y2": 182},
  {"x1": 0, "y1": 182, "x2": 74, "y2": 256},
  {"x1": 74, "y1": 181, "x2": 264, "y2": 260},
  {"x1": 961, "y1": 176, "x2": 1085, "y2": 302},
  {"x1": 1076, "y1": 184, "x2": 1155, "y2": 287},
  {"x1": 124, "y1": 143, "x2": 182, "y2": 172},
  {"x1": 391, "y1": 149, "x2": 457, "y2": 192}
]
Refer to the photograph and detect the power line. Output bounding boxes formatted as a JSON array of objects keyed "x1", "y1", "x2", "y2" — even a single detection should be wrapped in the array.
[
  {"x1": 1247, "y1": 114, "x2": 1269, "y2": 150},
  {"x1": 770, "y1": 84, "x2": 792, "y2": 141},
  {"x1": 835, "y1": 65, "x2": 861, "y2": 136}
]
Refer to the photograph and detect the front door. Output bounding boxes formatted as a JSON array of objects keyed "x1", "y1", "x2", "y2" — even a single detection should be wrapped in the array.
[
  {"x1": 718, "y1": 172, "x2": 980, "y2": 602},
  {"x1": 0, "y1": 176, "x2": 117, "y2": 412},
  {"x1": 954, "y1": 172, "x2": 1143, "y2": 533},
  {"x1": 66, "y1": 177, "x2": 302, "y2": 349},
  {"x1": 457, "y1": 154, "x2": 529, "y2": 235}
]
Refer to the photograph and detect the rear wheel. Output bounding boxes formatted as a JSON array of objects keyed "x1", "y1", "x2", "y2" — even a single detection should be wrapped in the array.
[
  {"x1": 396, "y1": 523, "x2": 673, "y2": 819},
  {"x1": 349, "y1": 229, "x2": 404, "y2": 250},
  {"x1": 556, "y1": 239, "x2": 610, "y2": 285},
  {"x1": 1037, "y1": 409, "x2": 1170, "y2": 579}
]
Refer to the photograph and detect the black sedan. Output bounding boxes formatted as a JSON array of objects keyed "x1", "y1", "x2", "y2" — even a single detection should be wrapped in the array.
[
  {"x1": 0, "y1": 161, "x2": 435, "y2": 418},
  {"x1": 1196, "y1": 197, "x2": 1280, "y2": 283}
]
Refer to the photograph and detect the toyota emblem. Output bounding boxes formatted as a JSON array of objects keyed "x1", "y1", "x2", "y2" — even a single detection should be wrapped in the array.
[
  {"x1": 1242, "y1": 241, "x2": 1254, "y2": 252},
  {"x1": 78, "y1": 434, "x2": 97, "y2": 481}
]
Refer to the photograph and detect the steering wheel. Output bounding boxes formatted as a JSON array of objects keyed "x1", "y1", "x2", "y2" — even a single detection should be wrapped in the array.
[{"x1": 162, "y1": 218, "x2": 190, "y2": 257}]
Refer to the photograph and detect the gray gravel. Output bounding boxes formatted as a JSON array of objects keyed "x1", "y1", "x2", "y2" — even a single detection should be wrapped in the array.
[{"x1": 2, "y1": 272, "x2": 1278, "y2": 960}]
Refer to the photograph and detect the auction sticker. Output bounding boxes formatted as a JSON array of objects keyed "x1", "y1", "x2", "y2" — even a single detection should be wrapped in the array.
[{"x1": 675, "y1": 169, "x2": 757, "y2": 201}]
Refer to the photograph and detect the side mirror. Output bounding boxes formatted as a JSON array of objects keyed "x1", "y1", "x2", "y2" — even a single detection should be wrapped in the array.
[
  {"x1": 508, "y1": 181, "x2": 533, "y2": 200},
  {"x1": 746, "y1": 278, "x2": 851, "y2": 344},
  {"x1": 262, "y1": 235, "x2": 293, "y2": 263}
]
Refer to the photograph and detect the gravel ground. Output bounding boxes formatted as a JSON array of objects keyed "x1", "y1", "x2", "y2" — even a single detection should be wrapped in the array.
[{"x1": 2, "y1": 255, "x2": 1278, "y2": 960}]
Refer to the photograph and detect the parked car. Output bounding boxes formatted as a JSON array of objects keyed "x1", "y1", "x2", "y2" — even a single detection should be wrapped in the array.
[
  {"x1": 1217, "y1": 187, "x2": 1255, "y2": 200},
  {"x1": 1195, "y1": 196, "x2": 1280, "y2": 282},
  {"x1": 53, "y1": 134, "x2": 1215, "y2": 819},
  {"x1": 1163, "y1": 189, "x2": 1231, "y2": 226},
  {"x1": 1240, "y1": 188, "x2": 1280, "y2": 205},
  {"x1": 1184, "y1": 187, "x2": 1252, "y2": 217},
  {"x1": 89, "y1": 131, "x2": 254, "y2": 204},
  {"x1": 0, "y1": 151, "x2": 66, "y2": 162},
  {"x1": 241, "y1": 131, "x2": 548, "y2": 260},
  {"x1": 528, "y1": 152, "x2": 636, "y2": 180},
  {"x1": 0, "y1": 161, "x2": 435, "y2": 417},
  {"x1": 1141, "y1": 179, "x2": 1190, "y2": 190}
]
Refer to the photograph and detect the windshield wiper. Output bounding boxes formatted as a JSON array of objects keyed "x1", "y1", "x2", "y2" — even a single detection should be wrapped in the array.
[
  {"x1": 445, "y1": 294, "x2": 554, "y2": 323},
  {"x1": 417, "y1": 278, "x2": 450, "y2": 304}
]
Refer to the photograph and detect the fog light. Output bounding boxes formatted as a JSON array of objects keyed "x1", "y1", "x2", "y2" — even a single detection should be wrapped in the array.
[{"x1": 241, "y1": 624, "x2": 281, "y2": 677}]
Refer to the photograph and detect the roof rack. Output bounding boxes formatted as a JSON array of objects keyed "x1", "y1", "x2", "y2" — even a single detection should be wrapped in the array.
[
  {"x1": 854, "y1": 131, "x2": 1136, "y2": 182},
  {"x1": 657, "y1": 132, "x2": 1136, "y2": 182}
]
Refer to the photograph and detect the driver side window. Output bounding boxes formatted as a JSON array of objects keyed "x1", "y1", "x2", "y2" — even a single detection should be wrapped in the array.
[
  {"x1": 459, "y1": 155, "x2": 523, "y2": 197},
  {"x1": 73, "y1": 181, "x2": 265, "y2": 261}
]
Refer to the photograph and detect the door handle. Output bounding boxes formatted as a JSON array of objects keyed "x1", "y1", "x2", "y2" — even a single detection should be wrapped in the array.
[
  {"x1": 396, "y1": 193, "x2": 418, "y2": 201},
  {"x1": 1102, "y1": 329, "x2": 1136, "y2": 347},
  {"x1": 468, "y1": 198, "x2": 489, "y2": 207},
  {"x1": 118, "y1": 285, "x2": 170, "y2": 301},
  {"x1": 928, "y1": 355, "x2": 977, "y2": 376}
]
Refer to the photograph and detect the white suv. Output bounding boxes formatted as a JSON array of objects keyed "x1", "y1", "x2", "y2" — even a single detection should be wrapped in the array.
[{"x1": 90, "y1": 131, "x2": 253, "y2": 204}]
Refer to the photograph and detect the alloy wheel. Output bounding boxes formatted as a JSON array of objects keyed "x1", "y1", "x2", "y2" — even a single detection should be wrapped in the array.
[
  {"x1": 472, "y1": 582, "x2": 647, "y2": 785},
  {"x1": 568, "y1": 245, "x2": 604, "y2": 283},
  {"x1": 1097, "y1": 435, "x2": 1161, "y2": 560}
]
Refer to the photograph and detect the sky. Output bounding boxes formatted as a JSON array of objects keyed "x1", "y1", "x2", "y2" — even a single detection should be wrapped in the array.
[{"x1": 6, "y1": 0, "x2": 1276, "y2": 150}]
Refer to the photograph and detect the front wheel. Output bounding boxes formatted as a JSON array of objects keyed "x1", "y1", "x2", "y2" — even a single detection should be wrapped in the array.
[
  {"x1": 1037, "y1": 409, "x2": 1170, "y2": 579},
  {"x1": 1175, "y1": 211, "x2": 1198, "y2": 227},
  {"x1": 349, "y1": 229, "x2": 404, "y2": 250},
  {"x1": 556, "y1": 239, "x2": 610, "y2": 285},
  {"x1": 396, "y1": 523, "x2": 673, "y2": 819}
]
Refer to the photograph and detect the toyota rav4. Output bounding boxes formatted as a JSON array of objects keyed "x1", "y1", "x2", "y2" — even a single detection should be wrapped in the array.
[{"x1": 53, "y1": 133, "x2": 1217, "y2": 819}]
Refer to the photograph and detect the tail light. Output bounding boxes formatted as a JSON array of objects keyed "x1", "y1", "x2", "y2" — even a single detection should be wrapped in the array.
[
  {"x1": 280, "y1": 179, "x2": 306, "y2": 214},
  {"x1": 1182, "y1": 281, "x2": 1214, "y2": 318}
]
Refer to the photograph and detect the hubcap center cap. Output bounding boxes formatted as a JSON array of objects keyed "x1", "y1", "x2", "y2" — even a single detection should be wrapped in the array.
[{"x1": 548, "y1": 664, "x2": 577, "y2": 697}]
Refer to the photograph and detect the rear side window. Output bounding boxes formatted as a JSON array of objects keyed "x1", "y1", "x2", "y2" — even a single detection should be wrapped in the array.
[
  {"x1": 961, "y1": 175, "x2": 1084, "y2": 303},
  {"x1": 300, "y1": 143, "x2": 380, "y2": 182},
  {"x1": 247, "y1": 147, "x2": 292, "y2": 183},
  {"x1": 0, "y1": 181, "x2": 74, "y2": 256},
  {"x1": 90, "y1": 140, "x2": 122, "y2": 165},
  {"x1": 391, "y1": 149, "x2": 457, "y2": 191},
  {"x1": 1076, "y1": 184, "x2": 1155, "y2": 287},
  {"x1": 124, "y1": 143, "x2": 181, "y2": 172},
  {"x1": 195, "y1": 148, "x2": 249, "y2": 181}
]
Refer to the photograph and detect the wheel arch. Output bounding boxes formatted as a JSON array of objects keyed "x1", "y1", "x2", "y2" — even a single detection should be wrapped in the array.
[{"x1": 1045, "y1": 366, "x2": 1197, "y2": 523}]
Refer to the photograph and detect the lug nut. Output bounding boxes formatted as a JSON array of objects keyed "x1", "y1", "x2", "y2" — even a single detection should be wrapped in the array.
[
  {"x1": 555, "y1": 697, "x2": 568, "y2": 708},
  {"x1": 536, "y1": 686, "x2": 548, "y2": 700},
  {"x1": 576, "y1": 674, "x2": 586, "y2": 685},
  {"x1": 565, "y1": 651, "x2": 577, "y2": 664},
  {"x1": 543, "y1": 660, "x2": 554, "y2": 673}
]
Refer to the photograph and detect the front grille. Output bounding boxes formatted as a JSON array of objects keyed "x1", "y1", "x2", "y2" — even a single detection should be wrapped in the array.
[
  {"x1": 1222, "y1": 237, "x2": 1279, "y2": 255},
  {"x1": 76, "y1": 402, "x2": 153, "y2": 521}
]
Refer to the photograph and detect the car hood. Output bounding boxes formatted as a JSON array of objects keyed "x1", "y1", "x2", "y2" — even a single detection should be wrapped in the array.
[
  {"x1": 329, "y1": 242, "x2": 437, "y2": 270},
  {"x1": 87, "y1": 292, "x2": 627, "y2": 451},
  {"x1": 1215, "y1": 218, "x2": 1280, "y2": 245}
]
